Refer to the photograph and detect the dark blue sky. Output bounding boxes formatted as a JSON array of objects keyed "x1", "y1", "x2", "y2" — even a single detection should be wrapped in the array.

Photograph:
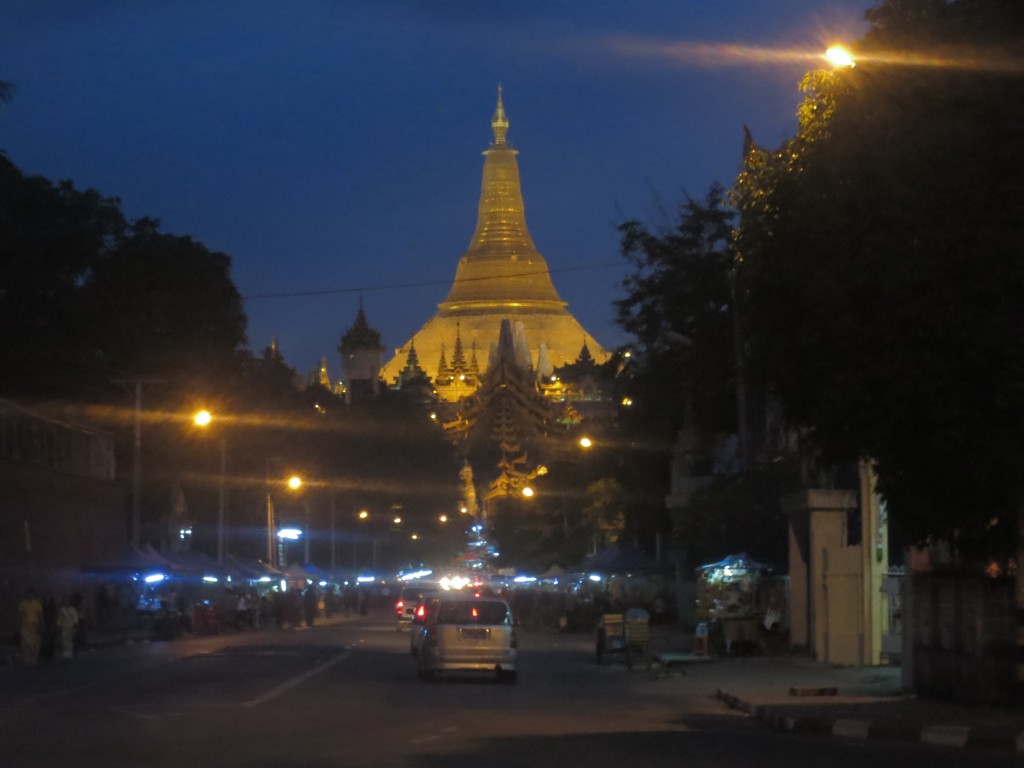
[{"x1": 1, "y1": 1, "x2": 869, "y2": 380}]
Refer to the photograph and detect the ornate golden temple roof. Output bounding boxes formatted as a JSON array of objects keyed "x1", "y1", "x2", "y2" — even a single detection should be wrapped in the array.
[{"x1": 379, "y1": 89, "x2": 608, "y2": 399}]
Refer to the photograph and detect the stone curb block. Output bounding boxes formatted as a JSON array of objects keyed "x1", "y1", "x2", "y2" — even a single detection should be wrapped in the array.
[
  {"x1": 832, "y1": 718, "x2": 870, "y2": 740},
  {"x1": 920, "y1": 725, "x2": 970, "y2": 749},
  {"x1": 716, "y1": 689, "x2": 1024, "y2": 755}
]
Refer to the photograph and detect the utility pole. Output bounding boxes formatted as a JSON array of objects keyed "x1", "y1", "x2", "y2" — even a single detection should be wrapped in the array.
[{"x1": 113, "y1": 377, "x2": 162, "y2": 547}]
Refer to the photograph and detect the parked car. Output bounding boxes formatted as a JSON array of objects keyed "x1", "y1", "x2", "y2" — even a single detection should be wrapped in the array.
[
  {"x1": 409, "y1": 592, "x2": 442, "y2": 656},
  {"x1": 416, "y1": 594, "x2": 518, "y2": 683}
]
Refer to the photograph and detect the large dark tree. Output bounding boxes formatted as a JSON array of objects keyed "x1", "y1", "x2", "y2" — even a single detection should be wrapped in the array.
[
  {"x1": 0, "y1": 158, "x2": 247, "y2": 398},
  {"x1": 81, "y1": 217, "x2": 247, "y2": 388},
  {"x1": 616, "y1": 184, "x2": 738, "y2": 444},
  {"x1": 0, "y1": 156, "x2": 128, "y2": 395},
  {"x1": 733, "y1": 0, "x2": 1024, "y2": 555}
]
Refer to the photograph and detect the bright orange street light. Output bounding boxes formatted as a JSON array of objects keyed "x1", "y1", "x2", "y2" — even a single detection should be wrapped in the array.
[
  {"x1": 825, "y1": 45, "x2": 855, "y2": 68},
  {"x1": 288, "y1": 475, "x2": 302, "y2": 490}
]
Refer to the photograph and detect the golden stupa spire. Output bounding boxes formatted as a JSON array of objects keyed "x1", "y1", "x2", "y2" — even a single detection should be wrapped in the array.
[
  {"x1": 440, "y1": 88, "x2": 565, "y2": 310},
  {"x1": 492, "y1": 83, "x2": 509, "y2": 146}
]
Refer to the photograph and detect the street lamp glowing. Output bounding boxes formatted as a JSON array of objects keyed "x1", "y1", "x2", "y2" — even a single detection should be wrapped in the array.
[
  {"x1": 288, "y1": 475, "x2": 302, "y2": 490},
  {"x1": 194, "y1": 409, "x2": 212, "y2": 427},
  {"x1": 439, "y1": 514, "x2": 448, "y2": 523},
  {"x1": 358, "y1": 509, "x2": 369, "y2": 520},
  {"x1": 393, "y1": 516, "x2": 402, "y2": 525},
  {"x1": 825, "y1": 45, "x2": 855, "y2": 68},
  {"x1": 521, "y1": 486, "x2": 534, "y2": 498},
  {"x1": 579, "y1": 436, "x2": 593, "y2": 449}
]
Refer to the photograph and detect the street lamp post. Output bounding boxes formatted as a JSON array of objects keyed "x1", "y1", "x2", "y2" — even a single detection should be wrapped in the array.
[
  {"x1": 266, "y1": 486, "x2": 275, "y2": 567},
  {"x1": 284, "y1": 474, "x2": 304, "y2": 567},
  {"x1": 355, "y1": 508, "x2": 369, "y2": 572},
  {"x1": 263, "y1": 464, "x2": 299, "y2": 568},
  {"x1": 216, "y1": 437, "x2": 226, "y2": 562},
  {"x1": 194, "y1": 410, "x2": 228, "y2": 563},
  {"x1": 330, "y1": 492, "x2": 336, "y2": 573},
  {"x1": 304, "y1": 500, "x2": 311, "y2": 565}
]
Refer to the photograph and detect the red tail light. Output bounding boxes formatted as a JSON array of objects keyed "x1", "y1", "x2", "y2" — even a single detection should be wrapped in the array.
[
  {"x1": 415, "y1": 604, "x2": 426, "y2": 619},
  {"x1": 396, "y1": 600, "x2": 404, "y2": 616}
]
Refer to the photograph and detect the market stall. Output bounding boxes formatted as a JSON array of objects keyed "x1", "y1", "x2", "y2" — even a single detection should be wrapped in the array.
[{"x1": 695, "y1": 554, "x2": 787, "y2": 655}]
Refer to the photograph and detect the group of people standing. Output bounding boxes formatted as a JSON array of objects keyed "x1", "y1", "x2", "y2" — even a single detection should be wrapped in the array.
[
  {"x1": 16, "y1": 588, "x2": 80, "y2": 665},
  {"x1": 269, "y1": 585, "x2": 325, "y2": 629}
]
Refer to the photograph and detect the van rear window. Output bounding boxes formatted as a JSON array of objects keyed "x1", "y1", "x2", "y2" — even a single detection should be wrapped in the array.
[{"x1": 436, "y1": 600, "x2": 509, "y2": 625}]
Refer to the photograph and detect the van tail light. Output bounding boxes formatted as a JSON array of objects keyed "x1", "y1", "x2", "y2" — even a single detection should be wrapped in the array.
[{"x1": 396, "y1": 600, "x2": 404, "y2": 616}]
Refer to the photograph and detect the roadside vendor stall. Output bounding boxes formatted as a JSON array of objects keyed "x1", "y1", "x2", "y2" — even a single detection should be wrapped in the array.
[{"x1": 696, "y1": 554, "x2": 787, "y2": 655}]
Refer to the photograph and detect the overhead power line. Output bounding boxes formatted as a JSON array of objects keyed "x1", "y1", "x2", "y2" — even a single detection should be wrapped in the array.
[{"x1": 243, "y1": 261, "x2": 623, "y2": 301}]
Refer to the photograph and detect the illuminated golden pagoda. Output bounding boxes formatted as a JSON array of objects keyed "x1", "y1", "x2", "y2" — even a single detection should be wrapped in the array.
[{"x1": 380, "y1": 88, "x2": 608, "y2": 401}]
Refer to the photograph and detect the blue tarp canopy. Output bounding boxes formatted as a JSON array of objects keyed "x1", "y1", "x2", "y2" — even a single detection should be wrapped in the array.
[
  {"x1": 697, "y1": 553, "x2": 771, "y2": 574},
  {"x1": 225, "y1": 554, "x2": 281, "y2": 580},
  {"x1": 301, "y1": 563, "x2": 330, "y2": 581},
  {"x1": 572, "y1": 544, "x2": 667, "y2": 575},
  {"x1": 161, "y1": 549, "x2": 227, "y2": 578},
  {"x1": 84, "y1": 544, "x2": 174, "y2": 575}
]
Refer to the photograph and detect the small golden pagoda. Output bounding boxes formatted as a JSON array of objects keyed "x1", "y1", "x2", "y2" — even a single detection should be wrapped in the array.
[{"x1": 380, "y1": 88, "x2": 608, "y2": 401}]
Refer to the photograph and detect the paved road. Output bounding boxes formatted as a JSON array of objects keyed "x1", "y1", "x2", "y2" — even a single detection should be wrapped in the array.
[{"x1": 1, "y1": 611, "x2": 1017, "y2": 768}]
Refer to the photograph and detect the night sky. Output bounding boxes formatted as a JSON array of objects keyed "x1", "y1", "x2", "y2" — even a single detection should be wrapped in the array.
[{"x1": 1, "y1": 1, "x2": 869, "y2": 381}]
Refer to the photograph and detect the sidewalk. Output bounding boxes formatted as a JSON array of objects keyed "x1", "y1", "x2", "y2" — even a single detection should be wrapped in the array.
[
  {"x1": 641, "y1": 623, "x2": 1024, "y2": 756},
  {"x1": 0, "y1": 607, "x2": 366, "y2": 665}
]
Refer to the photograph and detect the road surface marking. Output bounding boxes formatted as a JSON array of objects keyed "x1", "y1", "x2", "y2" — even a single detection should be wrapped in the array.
[{"x1": 241, "y1": 650, "x2": 351, "y2": 708}]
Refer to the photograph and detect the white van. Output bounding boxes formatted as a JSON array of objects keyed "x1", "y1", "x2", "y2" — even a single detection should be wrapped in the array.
[{"x1": 416, "y1": 595, "x2": 518, "y2": 683}]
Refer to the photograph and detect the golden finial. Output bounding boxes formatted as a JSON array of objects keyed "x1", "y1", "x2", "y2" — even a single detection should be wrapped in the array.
[{"x1": 492, "y1": 84, "x2": 509, "y2": 146}]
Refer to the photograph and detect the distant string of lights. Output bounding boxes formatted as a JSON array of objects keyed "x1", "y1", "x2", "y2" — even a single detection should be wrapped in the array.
[{"x1": 242, "y1": 261, "x2": 624, "y2": 301}]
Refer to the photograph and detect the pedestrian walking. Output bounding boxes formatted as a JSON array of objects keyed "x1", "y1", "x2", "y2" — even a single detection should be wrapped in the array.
[
  {"x1": 57, "y1": 596, "x2": 79, "y2": 660},
  {"x1": 236, "y1": 591, "x2": 250, "y2": 630},
  {"x1": 284, "y1": 589, "x2": 302, "y2": 628},
  {"x1": 41, "y1": 591, "x2": 57, "y2": 660},
  {"x1": 303, "y1": 586, "x2": 318, "y2": 627},
  {"x1": 17, "y1": 588, "x2": 43, "y2": 666}
]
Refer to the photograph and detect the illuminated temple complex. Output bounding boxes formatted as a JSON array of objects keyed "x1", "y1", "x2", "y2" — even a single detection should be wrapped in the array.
[{"x1": 378, "y1": 89, "x2": 609, "y2": 403}]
